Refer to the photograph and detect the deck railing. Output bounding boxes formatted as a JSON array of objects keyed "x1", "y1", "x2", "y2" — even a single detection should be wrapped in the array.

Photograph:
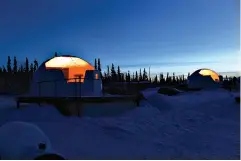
[{"x1": 36, "y1": 77, "x2": 101, "y2": 97}]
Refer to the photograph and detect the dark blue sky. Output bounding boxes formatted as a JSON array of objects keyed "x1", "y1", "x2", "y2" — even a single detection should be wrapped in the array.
[{"x1": 0, "y1": 0, "x2": 239, "y2": 75}]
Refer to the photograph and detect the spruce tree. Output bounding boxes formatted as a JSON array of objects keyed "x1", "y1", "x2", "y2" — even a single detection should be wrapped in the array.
[
  {"x1": 143, "y1": 68, "x2": 148, "y2": 81},
  {"x1": 176, "y1": 76, "x2": 179, "y2": 84},
  {"x1": 33, "y1": 59, "x2": 38, "y2": 71},
  {"x1": 107, "y1": 65, "x2": 110, "y2": 77},
  {"x1": 2, "y1": 66, "x2": 6, "y2": 73},
  {"x1": 166, "y1": 72, "x2": 169, "y2": 83},
  {"x1": 0, "y1": 67, "x2": 2, "y2": 73},
  {"x1": 97, "y1": 58, "x2": 101, "y2": 71},
  {"x1": 7, "y1": 56, "x2": 12, "y2": 73},
  {"x1": 121, "y1": 73, "x2": 124, "y2": 82},
  {"x1": 159, "y1": 73, "x2": 162, "y2": 84},
  {"x1": 139, "y1": 69, "x2": 142, "y2": 81},
  {"x1": 25, "y1": 57, "x2": 29, "y2": 72},
  {"x1": 20, "y1": 65, "x2": 24, "y2": 72},
  {"x1": 94, "y1": 59, "x2": 97, "y2": 70},
  {"x1": 13, "y1": 56, "x2": 17, "y2": 73},
  {"x1": 97, "y1": 58, "x2": 102, "y2": 79},
  {"x1": 127, "y1": 71, "x2": 131, "y2": 82},
  {"x1": 117, "y1": 66, "x2": 121, "y2": 81},
  {"x1": 162, "y1": 73, "x2": 165, "y2": 83},
  {"x1": 124, "y1": 73, "x2": 128, "y2": 82},
  {"x1": 30, "y1": 63, "x2": 34, "y2": 72},
  {"x1": 173, "y1": 72, "x2": 176, "y2": 83},
  {"x1": 54, "y1": 52, "x2": 58, "y2": 57},
  {"x1": 103, "y1": 72, "x2": 107, "y2": 79},
  {"x1": 154, "y1": 75, "x2": 158, "y2": 84},
  {"x1": 111, "y1": 63, "x2": 116, "y2": 81},
  {"x1": 135, "y1": 71, "x2": 138, "y2": 81},
  {"x1": 225, "y1": 75, "x2": 228, "y2": 80}
]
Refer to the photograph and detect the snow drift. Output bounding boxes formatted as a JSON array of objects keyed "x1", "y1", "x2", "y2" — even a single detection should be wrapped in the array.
[{"x1": 0, "y1": 88, "x2": 239, "y2": 159}]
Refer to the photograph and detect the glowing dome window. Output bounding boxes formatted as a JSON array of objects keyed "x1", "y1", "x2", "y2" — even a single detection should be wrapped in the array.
[
  {"x1": 45, "y1": 56, "x2": 94, "y2": 83},
  {"x1": 198, "y1": 69, "x2": 220, "y2": 82}
]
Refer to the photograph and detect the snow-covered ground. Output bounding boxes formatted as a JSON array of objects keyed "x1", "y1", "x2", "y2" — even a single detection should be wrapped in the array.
[{"x1": 0, "y1": 88, "x2": 239, "y2": 159}]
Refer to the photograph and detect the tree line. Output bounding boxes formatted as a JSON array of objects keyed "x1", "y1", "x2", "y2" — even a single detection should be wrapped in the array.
[
  {"x1": 93, "y1": 58, "x2": 238, "y2": 86},
  {"x1": 94, "y1": 58, "x2": 188, "y2": 85},
  {"x1": 0, "y1": 54, "x2": 237, "y2": 86},
  {"x1": 0, "y1": 56, "x2": 39, "y2": 73}
]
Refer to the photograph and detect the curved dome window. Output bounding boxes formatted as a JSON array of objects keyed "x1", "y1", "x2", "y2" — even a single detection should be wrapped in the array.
[
  {"x1": 198, "y1": 69, "x2": 219, "y2": 82},
  {"x1": 45, "y1": 56, "x2": 90, "y2": 67},
  {"x1": 45, "y1": 56, "x2": 94, "y2": 82},
  {"x1": 190, "y1": 69, "x2": 220, "y2": 82}
]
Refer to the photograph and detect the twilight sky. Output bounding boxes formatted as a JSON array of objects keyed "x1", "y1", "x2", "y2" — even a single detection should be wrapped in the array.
[{"x1": 0, "y1": 0, "x2": 239, "y2": 76}]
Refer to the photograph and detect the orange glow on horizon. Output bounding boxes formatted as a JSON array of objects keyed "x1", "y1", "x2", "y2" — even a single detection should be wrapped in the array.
[
  {"x1": 199, "y1": 69, "x2": 219, "y2": 82},
  {"x1": 45, "y1": 57, "x2": 94, "y2": 82}
]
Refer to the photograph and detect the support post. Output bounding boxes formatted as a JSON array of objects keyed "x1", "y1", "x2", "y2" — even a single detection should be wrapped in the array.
[
  {"x1": 38, "y1": 82, "x2": 41, "y2": 97},
  {"x1": 17, "y1": 101, "x2": 20, "y2": 109},
  {"x1": 54, "y1": 80, "x2": 57, "y2": 97},
  {"x1": 79, "y1": 76, "x2": 82, "y2": 98},
  {"x1": 74, "y1": 78, "x2": 80, "y2": 117}
]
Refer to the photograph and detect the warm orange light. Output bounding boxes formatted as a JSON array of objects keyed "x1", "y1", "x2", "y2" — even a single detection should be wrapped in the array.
[
  {"x1": 45, "y1": 56, "x2": 94, "y2": 82},
  {"x1": 95, "y1": 73, "x2": 98, "y2": 79},
  {"x1": 45, "y1": 57, "x2": 90, "y2": 67},
  {"x1": 199, "y1": 69, "x2": 219, "y2": 82}
]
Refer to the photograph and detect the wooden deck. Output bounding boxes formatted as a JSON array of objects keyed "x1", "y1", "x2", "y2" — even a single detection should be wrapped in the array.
[{"x1": 16, "y1": 94, "x2": 141, "y2": 109}]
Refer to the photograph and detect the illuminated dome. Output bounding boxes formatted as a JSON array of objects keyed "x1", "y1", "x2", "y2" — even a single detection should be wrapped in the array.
[
  {"x1": 43, "y1": 55, "x2": 95, "y2": 82},
  {"x1": 188, "y1": 68, "x2": 220, "y2": 89},
  {"x1": 29, "y1": 55, "x2": 102, "y2": 97},
  {"x1": 190, "y1": 68, "x2": 220, "y2": 82}
]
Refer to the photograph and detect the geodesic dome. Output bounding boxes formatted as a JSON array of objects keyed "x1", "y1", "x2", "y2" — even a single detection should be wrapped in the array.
[
  {"x1": 44, "y1": 55, "x2": 95, "y2": 82},
  {"x1": 188, "y1": 68, "x2": 220, "y2": 89},
  {"x1": 29, "y1": 55, "x2": 102, "y2": 97}
]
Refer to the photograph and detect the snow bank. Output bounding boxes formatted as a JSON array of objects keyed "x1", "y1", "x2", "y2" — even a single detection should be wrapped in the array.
[
  {"x1": 0, "y1": 88, "x2": 239, "y2": 159},
  {"x1": 0, "y1": 121, "x2": 60, "y2": 160}
]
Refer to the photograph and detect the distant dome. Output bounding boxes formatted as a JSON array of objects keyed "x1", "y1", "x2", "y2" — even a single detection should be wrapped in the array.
[
  {"x1": 188, "y1": 68, "x2": 220, "y2": 89},
  {"x1": 190, "y1": 68, "x2": 220, "y2": 82}
]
